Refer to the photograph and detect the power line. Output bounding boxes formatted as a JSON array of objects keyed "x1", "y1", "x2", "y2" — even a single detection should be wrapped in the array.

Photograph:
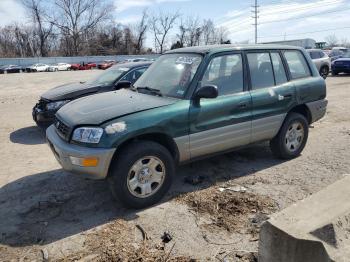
[
  {"x1": 258, "y1": 26, "x2": 350, "y2": 39},
  {"x1": 259, "y1": 7, "x2": 350, "y2": 25},
  {"x1": 260, "y1": 0, "x2": 343, "y2": 15}
]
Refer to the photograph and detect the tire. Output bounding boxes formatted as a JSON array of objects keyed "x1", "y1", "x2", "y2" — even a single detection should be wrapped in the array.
[
  {"x1": 270, "y1": 112, "x2": 309, "y2": 159},
  {"x1": 108, "y1": 140, "x2": 175, "y2": 209},
  {"x1": 319, "y1": 66, "x2": 329, "y2": 79},
  {"x1": 331, "y1": 71, "x2": 339, "y2": 76}
]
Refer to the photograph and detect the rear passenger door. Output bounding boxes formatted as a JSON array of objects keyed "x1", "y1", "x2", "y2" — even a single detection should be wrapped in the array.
[
  {"x1": 189, "y1": 52, "x2": 252, "y2": 159},
  {"x1": 247, "y1": 51, "x2": 296, "y2": 143}
]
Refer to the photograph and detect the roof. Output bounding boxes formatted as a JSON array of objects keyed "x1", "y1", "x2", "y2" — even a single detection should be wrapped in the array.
[
  {"x1": 166, "y1": 44, "x2": 304, "y2": 55},
  {"x1": 113, "y1": 61, "x2": 152, "y2": 69}
]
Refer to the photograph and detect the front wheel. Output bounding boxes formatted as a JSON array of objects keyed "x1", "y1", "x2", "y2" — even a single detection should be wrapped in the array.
[
  {"x1": 270, "y1": 113, "x2": 309, "y2": 159},
  {"x1": 320, "y1": 66, "x2": 329, "y2": 79},
  {"x1": 108, "y1": 140, "x2": 175, "y2": 209}
]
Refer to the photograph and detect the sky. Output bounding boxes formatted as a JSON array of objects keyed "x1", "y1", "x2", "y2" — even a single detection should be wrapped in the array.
[{"x1": 1, "y1": 0, "x2": 350, "y2": 47}]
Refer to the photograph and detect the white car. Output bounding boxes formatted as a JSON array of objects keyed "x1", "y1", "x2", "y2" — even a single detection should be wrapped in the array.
[
  {"x1": 48, "y1": 63, "x2": 71, "y2": 72},
  {"x1": 26, "y1": 63, "x2": 50, "y2": 72}
]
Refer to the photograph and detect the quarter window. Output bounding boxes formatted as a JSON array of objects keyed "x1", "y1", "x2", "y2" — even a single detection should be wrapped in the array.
[
  {"x1": 201, "y1": 54, "x2": 244, "y2": 96},
  {"x1": 247, "y1": 52, "x2": 275, "y2": 89},
  {"x1": 284, "y1": 51, "x2": 311, "y2": 79},
  {"x1": 271, "y1": 52, "x2": 288, "y2": 85}
]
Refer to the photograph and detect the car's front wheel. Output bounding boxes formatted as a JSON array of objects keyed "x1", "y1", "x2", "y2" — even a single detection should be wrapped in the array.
[
  {"x1": 270, "y1": 113, "x2": 309, "y2": 159},
  {"x1": 320, "y1": 66, "x2": 329, "y2": 79},
  {"x1": 108, "y1": 140, "x2": 174, "y2": 209},
  {"x1": 331, "y1": 70, "x2": 339, "y2": 76}
]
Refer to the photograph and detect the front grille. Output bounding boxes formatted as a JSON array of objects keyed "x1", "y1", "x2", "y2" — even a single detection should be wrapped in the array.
[{"x1": 55, "y1": 119, "x2": 71, "y2": 141}]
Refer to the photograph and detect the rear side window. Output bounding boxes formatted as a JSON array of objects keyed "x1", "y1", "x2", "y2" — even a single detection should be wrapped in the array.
[
  {"x1": 284, "y1": 51, "x2": 311, "y2": 79},
  {"x1": 271, "y1": 52, "x2": 288, "y2": 85},
  {"x1": 247, "y1": 52, "x2": 275, "y2": 89}
]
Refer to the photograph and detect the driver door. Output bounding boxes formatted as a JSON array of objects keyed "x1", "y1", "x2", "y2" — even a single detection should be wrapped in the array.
[{"x1": 189, "y1": 52, "x2": 252, "y2": 159}]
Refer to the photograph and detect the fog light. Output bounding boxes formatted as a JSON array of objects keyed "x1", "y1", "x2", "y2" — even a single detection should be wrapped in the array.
[{"x1": 69, "y1": 156, "x2": 99, "y2": 167}]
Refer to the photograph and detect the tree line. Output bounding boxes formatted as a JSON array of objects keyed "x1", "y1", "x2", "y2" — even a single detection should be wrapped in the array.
[{"x1": 0, "y1": 0, "x2": 231, "y2": 58}]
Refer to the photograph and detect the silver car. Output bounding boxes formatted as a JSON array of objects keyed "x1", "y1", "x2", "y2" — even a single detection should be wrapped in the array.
[{"x1": 306, "y1": 49, "x2": 331, "y2": 79}]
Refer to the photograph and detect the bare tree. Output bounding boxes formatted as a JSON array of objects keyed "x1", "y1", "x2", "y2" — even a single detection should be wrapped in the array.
[
  {"x1": 183, "y1": 16, "x2": 201, "y2": 46},
  {"x1": 150, "y1": 11, "x2": 180, "y2": 53},
  {"x1": 176, "y1": 19, "x2": 187, "y2": 47},
  {"x1": 51, "y1": 0, "x2": 112, "y2": 55},
  {"x1": 202, "y1": 19, "x2": 215, "y2": 45},
  {"x1": 133, "y1": 10, "x2": 148, "y2": 54},
  {"x1": 22, "y1": 0, "x2": 54, "y2": 56},
  {"x1": 325, "y1": 34, "x2": 338, "y2": 48},
  {"x1": 340, "y1": 37, "x2": 350, "y2": 48}
]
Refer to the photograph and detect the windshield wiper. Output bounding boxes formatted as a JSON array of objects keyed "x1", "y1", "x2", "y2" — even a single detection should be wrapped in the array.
[{"x1": 136, "y1": 86, "x2": 163, "y2": 97}]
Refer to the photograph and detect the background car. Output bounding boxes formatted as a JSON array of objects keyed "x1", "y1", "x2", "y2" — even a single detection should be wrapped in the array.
[
  {"x1": 70, "y1": 62, "x2": 96, "y2": 70},
  {"x1": 26, "y1": 63, "x2": 50, "y2": 72},
  {"x1": 98, "y1": 60, "x2": 116, "y2": 70},
  {"x1": 32, "y1": 61, "x2": 152, "y2": 127},
  {"x1": 306, "y1": 49, "x2": 331, "y2": 79},
  {"x1": 331, "y1": 51, "x2": 350, "y2": 76},
  {"x1": 48, "y1": 63, "x2": 71, "y2": 72},
  {"x1": 328, "y1": 49, "x2": 345, "y2": 62},
  {"x1": 0, "y1": 65, "x2": 24, "y2": 74}
]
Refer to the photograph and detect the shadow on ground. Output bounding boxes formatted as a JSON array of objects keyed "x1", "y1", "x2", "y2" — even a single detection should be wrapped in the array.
[
  {"x1": 0, "y1": 142, "x2": 286, "y2": 247},
  {"x1": 10, "y1": 126, "x2": 46, "y2": 145}
]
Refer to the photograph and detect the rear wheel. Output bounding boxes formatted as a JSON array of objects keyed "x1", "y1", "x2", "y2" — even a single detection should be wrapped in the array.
[
  {"x1": 331, "y1": 70, "x2": 339, "y2": 76},
  {"x1": 320, "y1": 66, "x2": 329, "y2": 79},
  {"x1": 270, "y1": 113, "x2": 309, "y2": 159},
  {"x1": 108, "y1": 140, "x2": 175, "y2": 209}
]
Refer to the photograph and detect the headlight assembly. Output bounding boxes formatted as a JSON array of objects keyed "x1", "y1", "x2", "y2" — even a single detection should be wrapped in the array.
[
  {"x1": 46, "y1": 100, "x2": 70, "y2": 111},
  {"x1": 72, "y1": 127, "x2": 103, "y2": 144}
]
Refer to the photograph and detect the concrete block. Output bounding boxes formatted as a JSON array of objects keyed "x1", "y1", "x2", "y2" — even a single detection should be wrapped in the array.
[{"x1": 259, "y1": 175, "x2": 350, "y2": 262}]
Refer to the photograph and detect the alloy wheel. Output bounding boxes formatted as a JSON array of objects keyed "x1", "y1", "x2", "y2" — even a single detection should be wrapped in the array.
[
  {"x1": 127, "y1": 156, "x2": 166, "y2": 198},
  {"x1": 285, "y1": 122, "x2": 304, "y2": 152}
]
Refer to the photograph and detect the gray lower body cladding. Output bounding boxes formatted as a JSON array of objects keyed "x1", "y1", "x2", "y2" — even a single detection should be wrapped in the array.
[{"x1": 175, "y1": 114, "x2": 286, "y2": 162}]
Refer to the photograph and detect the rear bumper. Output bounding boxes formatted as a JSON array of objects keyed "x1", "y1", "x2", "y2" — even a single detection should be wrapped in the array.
[
  {"x1": 306, "y1": 99, "x2": 328, "y2": 123},
  {"x1": 46, "y1": 125, "x2": 116, "y2": 179}
]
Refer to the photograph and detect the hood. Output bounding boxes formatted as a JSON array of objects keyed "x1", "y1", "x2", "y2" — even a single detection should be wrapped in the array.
[
  {"x1": 41, "y1": 82, "x2": 100, "y2": 101},
  {"x1": 56, "y1": 89, "x2": 177, "y2": 126}
]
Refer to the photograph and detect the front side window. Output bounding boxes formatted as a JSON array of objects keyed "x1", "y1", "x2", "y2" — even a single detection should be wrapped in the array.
[
  {"x1": 88, "y1": 66, "x2": 130, "y2": 86},
  {"x1": 247, "y1": 52, "x2": 275, "y2": 89},
  {"x1": 134, "y1": 53, "x2": 202, "y2": 98},
  {"x1": 201, "y1": 54, "x2": 244, "y2": 96},
  {"x1": 121, "y1": 67, "x2": 147, "y2": 83},
  {"x1": 284, "y1": 51, "x2": 311, "y2": 79},
  {"x1": 271, "y1": 52, "x2": 288, "y2": 85}
]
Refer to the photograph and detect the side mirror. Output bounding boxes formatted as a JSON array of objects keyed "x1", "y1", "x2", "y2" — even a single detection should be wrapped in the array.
[
  {"x1": 194, "y1": 85, "x2": 218, "y2": 100},
  {"x1": 115, "y1": 80, "x2": 131, "y2": 90}
]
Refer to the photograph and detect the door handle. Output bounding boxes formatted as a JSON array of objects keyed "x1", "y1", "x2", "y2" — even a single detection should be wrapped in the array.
[
  {"x1": 237, "y1": 102, "x2": 248, "y2": 108},
  {"x1": 278, "y1": 94, "x2": 292, "y2": 101}
]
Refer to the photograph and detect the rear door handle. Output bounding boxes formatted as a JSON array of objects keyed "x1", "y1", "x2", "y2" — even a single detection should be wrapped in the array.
[
  {"x1": 278, "y1": 94, "x2": 292, "y2": 100},
  {"x1": 238, "y1": 102, "x2": 248, "y2": 108}
]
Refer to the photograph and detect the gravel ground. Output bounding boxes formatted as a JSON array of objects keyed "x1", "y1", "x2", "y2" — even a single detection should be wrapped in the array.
[{"x1": 0, "y1": 71, "x2": 349, "y2": 261}]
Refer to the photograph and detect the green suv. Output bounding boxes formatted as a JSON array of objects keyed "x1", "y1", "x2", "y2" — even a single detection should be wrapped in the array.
[{"x1": 46, "y1": 45, "x2": 327, "y2": 208}]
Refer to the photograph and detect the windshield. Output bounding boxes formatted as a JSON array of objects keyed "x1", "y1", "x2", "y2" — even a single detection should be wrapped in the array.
[
  {"x1": 87, "y1": 66, "x2": 129, "y2": 86},
  {"x1": 342, "y1": 51, "x2": 350, "y2": 58},
  {"x1": 134, "y1": 53, "x2": 203, "y2": 98}
]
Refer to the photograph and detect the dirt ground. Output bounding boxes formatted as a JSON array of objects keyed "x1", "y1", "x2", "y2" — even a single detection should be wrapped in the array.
[{"x1": 0, "y1": 70, "x2": 349, "y2": 261}]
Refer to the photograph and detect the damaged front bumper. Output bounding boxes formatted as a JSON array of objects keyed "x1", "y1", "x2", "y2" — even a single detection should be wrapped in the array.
[{"x1": 46, "y1": 125, "x2": 116, "y2": 180}]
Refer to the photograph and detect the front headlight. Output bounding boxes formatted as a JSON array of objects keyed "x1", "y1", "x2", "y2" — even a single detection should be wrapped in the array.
[
  {"x1": 72, "y1": 127, "x2": 103, "y2": 144},
  {"x1": 46, "y1": 100, "x2": 70, "y2": 111}
]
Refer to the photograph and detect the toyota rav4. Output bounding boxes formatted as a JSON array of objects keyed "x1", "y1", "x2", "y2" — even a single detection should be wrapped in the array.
[{"x1": 46, "y1": 45, "x2": 327, "y2": 208}]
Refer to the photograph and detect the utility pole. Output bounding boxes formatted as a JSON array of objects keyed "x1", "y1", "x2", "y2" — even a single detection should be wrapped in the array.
[{"x1": 252, "y1": 0, "x2": 259, "y2": 44}]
